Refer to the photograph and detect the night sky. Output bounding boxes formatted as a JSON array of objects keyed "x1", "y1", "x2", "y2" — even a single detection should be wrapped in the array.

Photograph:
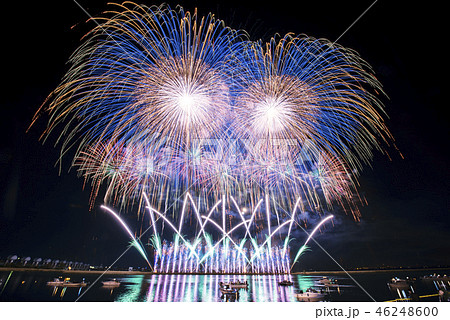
[{"x1": 1, "y1": 1, "x2": 448, "y2": 270}]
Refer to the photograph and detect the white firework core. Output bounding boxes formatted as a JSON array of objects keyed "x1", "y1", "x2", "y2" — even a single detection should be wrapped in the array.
[{"x1": 252, "y1": 96, "x2": 289, "y2": 134}]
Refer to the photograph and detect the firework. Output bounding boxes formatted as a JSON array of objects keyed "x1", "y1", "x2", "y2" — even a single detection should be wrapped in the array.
[
  {"x1": 229, "y1": 34, "x2": 393, "y2": 209},
  {"x1": 30, "y1": 3, "x2": 395, "y2": 266},
  {"x1": 31, "y1": 2, "x2": 244, "y2": 210},
  {"x1": 101, "y1": 205, "x2": 151, "y2": 268},
  {"x1": 102, "y1": 193, "x2": 333, "y2": 273}
]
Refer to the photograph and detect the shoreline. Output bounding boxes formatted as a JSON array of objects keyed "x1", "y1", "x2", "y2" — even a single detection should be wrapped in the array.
[
  {"x1": 1, "y1": 266, "x2": 449, "y2": 275},
  {"x1": 0, "y1": 267, "x2": 151, "y2": 275}
]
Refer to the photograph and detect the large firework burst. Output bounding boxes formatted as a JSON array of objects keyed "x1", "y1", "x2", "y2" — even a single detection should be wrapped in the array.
[
  {"x1": 31, "y1": 2, "x2": 393, "y2": 220},
  {"x1": 32, "y1": 3, "x2": 244, "y2": 210},
  {"x1": 229, "y1": 34, "x2": 394, "y2": 216}
]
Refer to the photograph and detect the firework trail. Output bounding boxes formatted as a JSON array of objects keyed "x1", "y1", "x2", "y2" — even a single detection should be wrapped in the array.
[
  {"x1": 290, "y1": 214, "x2": 334, "y2": 270},
  {"x1": 101, "y1": 205, "x2": 151, "y2": 268}
]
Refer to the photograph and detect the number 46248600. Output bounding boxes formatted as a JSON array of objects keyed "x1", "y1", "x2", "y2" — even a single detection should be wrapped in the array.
[{"x1": 375, "y1": 306, "x2": 438, "y2": 317}]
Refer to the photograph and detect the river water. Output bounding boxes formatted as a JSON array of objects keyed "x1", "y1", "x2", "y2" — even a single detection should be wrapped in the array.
[{"x1": 0, "y1": 269, "x2": 448, "y2": 302}]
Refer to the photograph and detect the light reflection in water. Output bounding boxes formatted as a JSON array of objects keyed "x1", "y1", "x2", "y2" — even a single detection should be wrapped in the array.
[
  {"x1": 295, "y1": 274, "x2": 316, "y2": 292},
  {"x1": 146, "y1": 274, "x2": 301, "y2": 302},
  {"x1": 116, "y1": 275, "x2": 145, "y2": 302},
  {"x1": 50, "y1": 285, "x2": 85, "y2": 300}
]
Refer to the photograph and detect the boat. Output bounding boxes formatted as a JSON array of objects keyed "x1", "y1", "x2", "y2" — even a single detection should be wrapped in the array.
[
  {"x1": 102, "y1": 279, "x2": 121, "y2": 287},
  {"x1": 62, "y1": 278, "x2": 87, "y2": 287},
  {"x1": 317, "y1": 277, "x2": 338, "y2": 286},
  {"x1": 47, "y1": 278, "x2": 64, "y2": 286},
  {"x1": 295, "y1": 288, "x2": 327, "y2": 302},
  {"x1": 47, "y1": 277, "x2": 87, "y2": 287},
  {"x1": 220, "y1": 286, "x2": 239, "y2": 295},
  {"x1": 278, "y1": 279, "x2": 293, "y2": 286},
  {"x1": 421, "y1": 274, "x2": 450, "y2": 281},
  {"x1": 219, "y1": 284, "x2": 239, "y2": 302},
  {"x1": 62, "y1": 281, "x2": 87, "y2": 288},
  {"x1": 219, "y1": 282, "x2": 239, "y2": 295},
  {"x1": 219, "y1": 281, "x2": 248, "y2": 290},
  {"x1": 229, "y1": 280, "x2": 248, "y2": 289},
  {"x1": 388, "y1": 277, "x2": 414, "y2": 289}
]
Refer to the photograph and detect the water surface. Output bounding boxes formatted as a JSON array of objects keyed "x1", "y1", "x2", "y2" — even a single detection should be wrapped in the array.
[{"x1": 0, "y1": 269, "x2": 447, "y2": 302}]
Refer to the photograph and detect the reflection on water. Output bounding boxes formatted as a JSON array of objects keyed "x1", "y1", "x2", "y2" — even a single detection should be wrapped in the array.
[
  {"x1": 0, "y1": 269, "x2": 448, "y2": 302},
  {"x1": 117, "y1": 275, "x2": 145, "y2": 302},
  {"x1": 147, "y1": 274, "x2": 299, "y2": 302}
]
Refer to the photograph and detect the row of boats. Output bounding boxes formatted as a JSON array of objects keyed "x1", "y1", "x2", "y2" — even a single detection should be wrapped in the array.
[
  {"x1": 46, "y1": 277, "x2": 121, "y2": 288},
  {"x1": 388, "y1": 274, "x2": 450, "y2": 289}
]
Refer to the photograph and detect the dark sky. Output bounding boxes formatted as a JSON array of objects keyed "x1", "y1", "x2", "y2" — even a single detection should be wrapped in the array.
[{"x1": 0, "y1": 0, "x2": 448, "y2": 270}]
